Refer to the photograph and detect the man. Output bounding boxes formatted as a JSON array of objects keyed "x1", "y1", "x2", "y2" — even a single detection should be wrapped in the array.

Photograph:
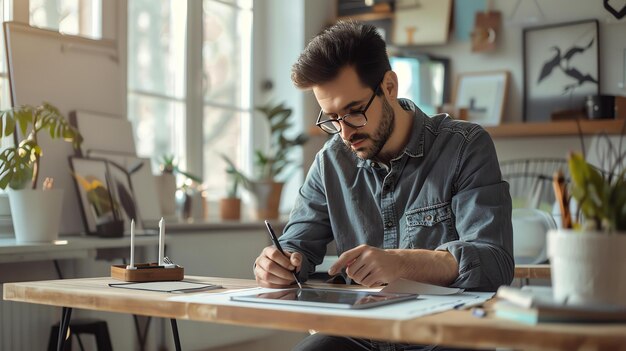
[{"x1": 254, "y1": 21, "x2": 513, "y2": 350}]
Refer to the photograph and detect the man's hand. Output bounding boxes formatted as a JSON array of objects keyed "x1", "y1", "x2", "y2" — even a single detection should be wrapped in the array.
[
  {"x1": 328, "y1": 244, "x2": 405, "y2": 287},
  {"x1": 328, "y1": 245, "x2": 460, "y2": 287},
  {"x1": 254, "y1": 246, "x2": 302, "y2": 288}
]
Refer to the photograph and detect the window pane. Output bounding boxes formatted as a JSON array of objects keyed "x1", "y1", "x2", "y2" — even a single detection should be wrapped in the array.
[
  {"x1": 128, "y1": 0, "x2": 186, "y2": 99},
  {"x1": 0, "y1": 0, "x2": 12, "y2": 109},
  {"x1": 202, "y1": 105, "x2": 244, "y2": 199},
  {"x1": 203, "y1": 0, "x2": 252, "y2": 108},
  {"x1": 0, "y1": 0, "x2": 10, "y2": 74},
  {"x1": 30, "y1": 0, "x2": 102, "y2": 39},
  {"x1": 128, "y1": 93, "x2": 186, "y2": 172},
  {"x1": 0, "y1": 78, "x2": 10, "y2": 110},
  {"x1": 213, "y1": 0, "x2": 253, "y2": 10}
]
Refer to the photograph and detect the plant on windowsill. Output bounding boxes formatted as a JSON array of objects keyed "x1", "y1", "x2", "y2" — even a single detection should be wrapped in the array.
[
  {"x1": 547, "y1": 120, "x2": 626, "y2": 307},
  {"x1": 222, "y1": 101, "x2": 308, "y2": 220},
  {"x1": 159, "y1": 154, "x2": 203, "y2": 183},
  {"x1": 218, "y1": 155, "x2": 248, "y2": 220},
  {"x1": 0, "y1": 102, "x2": 83, "y2": 242},
  {"x1": 157, "y1": 154, "x2": 203, "y2": 220}
]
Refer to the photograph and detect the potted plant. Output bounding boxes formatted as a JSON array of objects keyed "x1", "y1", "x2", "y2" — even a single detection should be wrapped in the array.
[
  {"x1": 219, "y1": 155, "x2": 247, "y2": 220},
  {"x1": 547, "y1": 125, "x2": 626, "y2": 307},
  {"x1": 223, "y1": 101, "x2": 308, "y2": 220},
  {"x1": 156, "y1": 154, "x2": 203, "y2": 218},
  {"x1": 0, "y1": 102, "x2": 82, "y2": 242}
]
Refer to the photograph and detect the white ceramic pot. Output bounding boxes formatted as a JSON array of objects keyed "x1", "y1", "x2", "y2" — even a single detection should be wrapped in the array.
[
  {"x1": 8, "y1": 189, "x2": 64, "y2": 243},
  {"x1": 155, "y1": 173, "x2": 177, "y2": 217},
  {"x1": 547, "y1": 229, "x2": 626, "y2": 307}
]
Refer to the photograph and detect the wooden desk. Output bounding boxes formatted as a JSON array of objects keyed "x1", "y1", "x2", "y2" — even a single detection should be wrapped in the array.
[
  {"x1": 4, "y1": 276, "x2": 626, "y2": 351},
  {"x1": 514, "y1": 264, "x2": 551, "y2": 280}
]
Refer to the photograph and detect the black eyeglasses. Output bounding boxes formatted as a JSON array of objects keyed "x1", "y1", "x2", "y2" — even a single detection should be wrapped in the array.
[{"x1": 315, "y1": 83, "x2": 381, "y2": 135}]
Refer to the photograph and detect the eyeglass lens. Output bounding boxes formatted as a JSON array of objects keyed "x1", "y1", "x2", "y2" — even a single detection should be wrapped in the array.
[{"x1": 319, "y1": 114, "x2": 367, "y2": 133}]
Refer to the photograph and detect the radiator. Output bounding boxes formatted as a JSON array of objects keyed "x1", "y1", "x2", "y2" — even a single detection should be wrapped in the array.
[{"x1": 0, "y1": 296, "x2": 59, "y2": 351}]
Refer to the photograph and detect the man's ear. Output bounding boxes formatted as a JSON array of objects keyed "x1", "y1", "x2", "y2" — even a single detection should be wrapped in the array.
[{"x1": 382, "y1": 71, "x2": 399, "y2": 100}]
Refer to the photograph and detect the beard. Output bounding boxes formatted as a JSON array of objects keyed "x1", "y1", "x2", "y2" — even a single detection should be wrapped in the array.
[{"x1": 343, "y1": 96, "x2": 395, "y2": 161}]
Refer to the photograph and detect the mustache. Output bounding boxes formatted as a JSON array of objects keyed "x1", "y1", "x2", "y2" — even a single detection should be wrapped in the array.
[{"x1": 348, "y1": 134, "x2": 369, "y2": 144}]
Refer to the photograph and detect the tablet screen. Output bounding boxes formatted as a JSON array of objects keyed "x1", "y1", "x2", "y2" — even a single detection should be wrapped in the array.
[{"x1": 231, "y1": 288, "x2": 418, "y2": 309}]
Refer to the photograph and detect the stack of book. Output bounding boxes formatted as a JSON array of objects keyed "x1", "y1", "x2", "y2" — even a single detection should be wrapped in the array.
[{"x1": 494, "y1": 285, "x2": 626, "y2": 325}]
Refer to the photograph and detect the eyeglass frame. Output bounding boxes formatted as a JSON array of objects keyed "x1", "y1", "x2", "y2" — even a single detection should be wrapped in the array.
[{"x1": 315, "y1": 81, "x2": 382, "y2": 135}]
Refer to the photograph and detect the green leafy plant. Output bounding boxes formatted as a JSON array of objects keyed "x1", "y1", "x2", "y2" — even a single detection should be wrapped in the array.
[
  {"x1": 220, "y1": 154, "x2": 249, "y2": 198},
  {"x1": 221, "y1": 101, "x2": 308, "y2": 187},
  {"x1": 254, "y1": 101, "x2": 308, "y2": 180},
  {"x1": 158, "y1": 154, "x2": 202, "y2": 184},
  {"x1": 568, "y1": 122, "x2": 626, "y2": 233},
  {"x1": 0, "y1": 102, "x2": 83, "y2": 190}
]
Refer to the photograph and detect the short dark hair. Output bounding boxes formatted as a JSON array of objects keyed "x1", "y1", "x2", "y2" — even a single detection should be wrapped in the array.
[{"x1": 291, "y1": 21, "x2": 390, "y2": 94}]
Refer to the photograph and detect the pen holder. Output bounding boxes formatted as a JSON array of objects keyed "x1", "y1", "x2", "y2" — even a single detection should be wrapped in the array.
[{"x1": 110, "y1": 263, "x2": 184, "y2": 282}]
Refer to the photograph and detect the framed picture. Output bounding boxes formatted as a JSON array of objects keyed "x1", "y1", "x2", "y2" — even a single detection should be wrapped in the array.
[
  {"x1": 69, "y1": 157, "x2": 117, "y2": 235},
  {"x1": 393, "y1": 0, "x2": 452, "y2": 46},
  {"x1": 390, "y1": 53, "x2": 450, "y2": 116},
  {"x1": 107, "y1": 159, "x2": 141, "y2": 234},
  {"x1": 523, "y1": 19, "x2": 599, "y2": 122},
  {"x1": 88, "y1": 150, "x2": 161, "y2": 228},
  {"x1": 68, "y1": 110, "x2": 136, "y2": 157},
  {"x1": 453, "y1": 71, "x2": 509, "y2": 126}
]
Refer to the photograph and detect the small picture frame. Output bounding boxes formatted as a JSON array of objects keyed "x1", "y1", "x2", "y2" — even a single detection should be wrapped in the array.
[
  {"x1": 88, "y1": 149, "x2": 160, "y2": 228},
  {"x1": 107, "y1": 159, "x2": 141, "y2": 233},
  {"x1": 69, "y1": 157, "x2": 118, "y2": 235},
  {"x1": 70, "y1": 156, "x2": 140, "y2": 236},
  {"x1": 523, "y1": 19, "x2": 599, "y2": 122},
  {"x1": 453, "y1": 71, "x2": 509, "y2": 126},
  {"x1": 393, "y1": 0, "x2": 452, "y2": 46}
]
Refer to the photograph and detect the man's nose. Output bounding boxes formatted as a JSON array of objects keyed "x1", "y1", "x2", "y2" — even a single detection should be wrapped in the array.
[{"x1": 339, "y1": 121, "x2": 356, "y2": 141}]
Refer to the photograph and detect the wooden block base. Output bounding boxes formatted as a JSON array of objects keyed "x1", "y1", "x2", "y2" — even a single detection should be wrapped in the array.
[{"x1": 111, "y1": 263, "x2": 184, "y2": 282}]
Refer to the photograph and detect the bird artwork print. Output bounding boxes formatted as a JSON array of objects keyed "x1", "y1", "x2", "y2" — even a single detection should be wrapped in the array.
[{"x1": 536, "y1": 38, "x2": 598, "y2": 95}]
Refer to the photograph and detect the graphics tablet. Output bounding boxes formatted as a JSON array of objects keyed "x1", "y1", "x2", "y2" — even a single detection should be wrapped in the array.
[{"x1": 231, "y1": 288, "x2": 418, "y2": 309}]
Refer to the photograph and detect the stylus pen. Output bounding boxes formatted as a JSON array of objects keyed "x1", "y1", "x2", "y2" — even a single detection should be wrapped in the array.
[{"x1": 264, "y1": 220, "x2": 303, "y2": 289}]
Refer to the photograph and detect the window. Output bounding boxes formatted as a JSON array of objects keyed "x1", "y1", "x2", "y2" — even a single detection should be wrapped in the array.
[
  {"x1": 0, "y1": 0, "x2": 13, "y2": 110},
  {"x1": 128, "y1": 0, "x2": 187, "y2": 173},
  {"x1": 29, "y1": 0, "x2": 102, "y2": 39},
  {"x1": 201, "y1": 0, "x2": 252, "y2": 198},
  {"x1": 128, "y1": 0, "x2": 253, "y2": 200},
  {"x1": 0, "y1": 0, "x2": 102, "y2": 109}
]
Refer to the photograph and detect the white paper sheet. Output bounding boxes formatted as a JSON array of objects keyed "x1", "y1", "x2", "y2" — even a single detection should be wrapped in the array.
[
  {"x1": 169, "y1": 288, "x2": 493, "y2": 320},
  {"x1": 381, "y1": 279, "x2": 464, "y2": 295}
]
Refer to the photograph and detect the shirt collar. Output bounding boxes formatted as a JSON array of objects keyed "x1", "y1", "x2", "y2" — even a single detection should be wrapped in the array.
[{"x1": 356, "y1": 98, "x2": 426, "y2": 168}]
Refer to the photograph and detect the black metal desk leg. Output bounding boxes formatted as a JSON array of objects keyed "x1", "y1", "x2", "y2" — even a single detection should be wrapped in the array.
[
  {"x1": 57, "y1": 307, "x2": 73, "y2": 351},
  {"x1": 170, "y1": 318, "x2": 182, "y2": 351}
]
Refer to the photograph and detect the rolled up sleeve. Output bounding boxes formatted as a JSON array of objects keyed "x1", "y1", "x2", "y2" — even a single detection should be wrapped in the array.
[{"x1": 437, "y1": 128, "x2": 514, "y2": 291}]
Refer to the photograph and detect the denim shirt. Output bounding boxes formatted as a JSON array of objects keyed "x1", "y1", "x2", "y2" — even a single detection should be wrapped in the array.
[{"x1": 280, "y1": 99, "x2": 514, "y2": 291}]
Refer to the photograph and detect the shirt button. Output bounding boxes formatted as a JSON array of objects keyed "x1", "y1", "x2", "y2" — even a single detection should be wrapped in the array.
[
  {"x1": 425, "y1": 215, "x2": 433, "y2": 221},
  {"x1": 370, "y1": 162, "x2": 377, "y2": 168},
  {"x1": 385, "y1": 221, "x2": 393, "y2": 228}
]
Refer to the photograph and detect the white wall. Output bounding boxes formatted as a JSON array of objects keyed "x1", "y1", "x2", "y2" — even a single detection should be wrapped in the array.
[
  {"x1": 252, "y1": 0, "x2": 334, "y2": 213},
  {"x1": 287, "y1": 0, "x2": 626, "y2": 164},
  {"x1": 420, "y1": 0, "x2": 626, "y2": 123}
]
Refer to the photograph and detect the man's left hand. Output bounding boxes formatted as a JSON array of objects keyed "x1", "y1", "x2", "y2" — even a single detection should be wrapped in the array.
[{"x1": 328, "y1": 244, "x2": 405, "y2": 287}]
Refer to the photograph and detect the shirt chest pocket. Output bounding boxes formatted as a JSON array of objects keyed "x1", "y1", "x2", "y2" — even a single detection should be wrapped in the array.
[
  {"x1": 406, "y1": 203, "x2": 452, "y2": 226},
  {"x1": 403, "y1": 202, "x2": 455, "y2": 249}
]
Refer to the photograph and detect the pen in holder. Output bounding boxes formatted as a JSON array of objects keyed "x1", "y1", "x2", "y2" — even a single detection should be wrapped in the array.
[{"x1": 111, "y1": 217, "x2": 184, "y2": 282}]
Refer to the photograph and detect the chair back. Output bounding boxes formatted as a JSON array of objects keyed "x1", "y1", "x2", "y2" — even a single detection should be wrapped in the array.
[{"x1": 500, "y1": 158, "x2": 569, "y2": 211}]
